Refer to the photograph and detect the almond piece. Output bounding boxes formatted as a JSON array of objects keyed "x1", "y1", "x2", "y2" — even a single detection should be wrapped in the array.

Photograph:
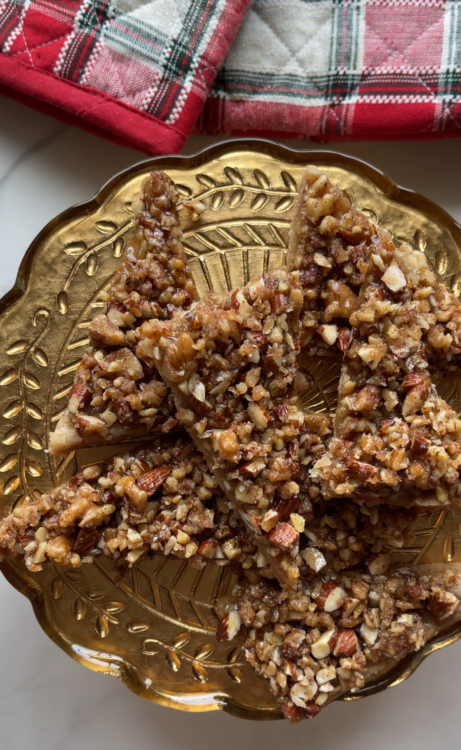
[
  {"x1": 290, "y1": 681, "x2": 318, "y2": 707},
  {"x1": 290, "y1": 513, "x2": 305, "y2": 533},
  {"x1": 313, "y1": 252, "x2": 332, "y2": 269},
  {"x1": 216, "y1": 611, "x2": 241, "y2": 641},
  {"x1": 357, "y1": 342, "x2": 387, "y2": 371},
  {"x1": 381, "y1": 260, "x2": 407, "y2": 292},
  {"x1": 311, "y1": 628, "x2": 336, "y2": 659},
  {"x1": 316, "y1": 666, "x2": 336, "y2": 685},
  {"x1": 300, "y1": 547, "x2": 327, "y2": 572},
  {"x1": 396, "y1": 614, "x2": 414, "y2": 626},
  {"x1": 334, "y1": 630, "x2": 358, "y2": 657},
  {"x1": 316, "y1": 324, "x2": 338, "y2": 346},
  {"x1": 182, "y1": 199, "x2": 206, "y2": 220},
  {"x1": 137, "y1": 465, "x2": 172, "y2": 496},
  {"x1": 247, "y1": 402, "x2": 270, "y2": 430},
  {"x1": 268, "y1": 522, "x2": 299, "y2": 549},
  {"x1": 261, "y1": 509, "x2": 279, "y2": 532},
  {"x1": 317, "y1": 582, "x2": 346, "y2": 612},
  {"x1": 190, "y1": 380, "x2": 206, "y2": 402},
  {"x1": 367, "y1": 553, "x2": 391, "y2": 576},
  {"x1": 360, "y1": 623, "x2": 379, "y2": 645},
  {"x1": 341, "y1": 597, "x2": 360, "y2": 618},
  {"x1": 323, "y1": 586, "x2": 346, "y2": 613}
]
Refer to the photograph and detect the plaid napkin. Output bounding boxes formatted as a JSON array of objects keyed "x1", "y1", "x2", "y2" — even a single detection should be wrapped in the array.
[
  {"x1": 0, "y1": 0, "x2": 252, "y2": 154},
  {"x1": 1, "y1": 0, "x2": 460, "y2": 150},
  {"x1": 198, "y1": 0, "x2": 461, "y2": 141}
]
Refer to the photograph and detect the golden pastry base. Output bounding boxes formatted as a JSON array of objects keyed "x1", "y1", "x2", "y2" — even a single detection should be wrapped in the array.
[{"x1": 2, "y1": 140, "x2": 461, "y2": 719}]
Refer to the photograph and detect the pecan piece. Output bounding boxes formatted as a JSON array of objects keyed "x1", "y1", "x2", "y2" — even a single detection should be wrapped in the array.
[
  {"x1": 281, "y1": 702, "x2": 305, "y2": 723},
  {"x1": 300, "y1": 265, "x2": 325, "y2": 288},
  {"x1": 410, "y1": 433, "x2": 429, "y2": 453},
  {"x1": 324, "y1": 280, "x2": 359, "y2": 321},
  {"x1": 74, "y1": 413, "x2": 106, "y2": 435},
  {"x1": 238, "y1": 459, "x2": 265, "y2": 477},
  {"x1": 137, "y1": 465, "x2": 172, "y2": 496},
  {"x1": 274, "y1": 404, "x2": 290, "y2": 423},
  {"x1": 401, "y1": 372, "x2": 426, "y2": 391},
  {"x1": 345, "y1": 458, "x2": 376, "y2": 482},
  {"x1": 68, "y1": 384, "x2": 92, "y2": 412},
  {"x1": 114, "y1": 398, "x2": 136, "y2": 424},
  {"x1": 336, "y1": 327, "x2": 351, "y2": 352},
  {"x1": 344, "y1": 385, "x2": 380, "y2": 415},
  {"x1": 89, "y1": 314, "x2": 125, "y2": 347},
  {"x1": 273, "y1": 496, "x2": 300, "y2": 522},
  {"x1": 270, "y1": 293, "x2": 288, "y2": 313},
  {"x1": 338, "y1": 227, "x2": 366, "y2": 245},
  {"x1": 218, "y1": 430, "x2": 240, "y2": 461},
  {"x1": 73, "y1": 527, "x2": 101, "y2": 554},
  {"x1": 350, "y1": 244, "x2": 367, "y2": 263},
  {"x1": 248, "y1": 331, "x2": 268, "y2": 350},
  {"x1": 428, "y1": 588, "x2": 460, "y2": 620},
  {"x1": 198, "y1": 539, "x2": 217, "y2": 559},
  {"x1": 304, "y1": 703, "x2": 322, "y2": 719},
  {"x1": 268, "y1": 522, "x2": 299, "y2": 549},
  {"x1": 402, "y1": 383, "x2": 429, "y2": 417}
]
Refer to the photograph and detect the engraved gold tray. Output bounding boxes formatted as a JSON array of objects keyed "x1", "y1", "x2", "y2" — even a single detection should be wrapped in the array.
[{"x1": 2, "y1": 140, "x2": 461, "y2": 720}]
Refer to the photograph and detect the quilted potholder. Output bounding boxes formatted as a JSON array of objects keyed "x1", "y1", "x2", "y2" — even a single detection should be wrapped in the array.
[
  {"x1": 198, "y1": 0, "x2": 461, "y2": 141},
  {"x1": 0, "y1": 0, "x2": 252, "y2": 154}
]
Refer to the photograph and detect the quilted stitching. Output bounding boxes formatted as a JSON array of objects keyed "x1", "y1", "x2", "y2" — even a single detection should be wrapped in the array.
[
  {"x1": 201, "y1": 0, "x2": 461, "y2": 139},
  {"x1": 2, "y1": 0, "x2": 461, "y2": 145},
  {"x1": 0, "y1": 0, "x2": 252, "y2": 136}
]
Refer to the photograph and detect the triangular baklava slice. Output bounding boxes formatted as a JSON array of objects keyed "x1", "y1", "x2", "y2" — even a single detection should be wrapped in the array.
[
  {"x1": 287, "y1": 165, "x2": 461, "y2": 506},
  {"x1": 218, "y1": 562, "x2": 461, "y2": 721},
  {"x1": 311, "y1": 239, "x2": 461, "y2": 507},
  {"x1": 0, "y1": 437, "x2": 257, "y2": 571},
  {"x1": 136, "y1": 267, "x2": 310, "y2": 584},
  {"x1": 49, "y1": 171, "x2": 197, "y2": 455},
  {"x1": 288, "y1": 165, "x2": 461, "y2": 364}
]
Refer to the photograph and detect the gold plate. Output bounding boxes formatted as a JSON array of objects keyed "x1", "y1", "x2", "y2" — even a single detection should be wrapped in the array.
[{"x1": 2, "y1": 140, "x2": 461, "y2": 720}]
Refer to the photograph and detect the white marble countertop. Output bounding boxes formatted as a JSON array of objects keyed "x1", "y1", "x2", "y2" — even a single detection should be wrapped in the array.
[{"x1": 1, "y1": 93, "x2": 461, "y2": 749}]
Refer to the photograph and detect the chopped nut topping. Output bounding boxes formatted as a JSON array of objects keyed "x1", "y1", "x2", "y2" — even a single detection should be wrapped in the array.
[
  {"x1": 219, "y1": 564, "x2": 461, "y2": 721},
  {"x1": 28, "y1": 165, "x2": 461, "y2": 724},
  {"x1": 49, "y1": 171, "x2": 198, "y2": 456},
  {"x1": 0, "y1": 438, "x2": 254, "y2": 572}
]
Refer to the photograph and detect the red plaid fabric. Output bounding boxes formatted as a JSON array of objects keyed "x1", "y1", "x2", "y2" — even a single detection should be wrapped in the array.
[
  {"x1": 198, "y1": 0, "x2": 461, "y2": 141},
  {"x1": 0, "y1": 0, "x2": 252, "y2": 154},
  {"x1": 1, "y1": 0, "x2": 461, "y2": 150}
]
